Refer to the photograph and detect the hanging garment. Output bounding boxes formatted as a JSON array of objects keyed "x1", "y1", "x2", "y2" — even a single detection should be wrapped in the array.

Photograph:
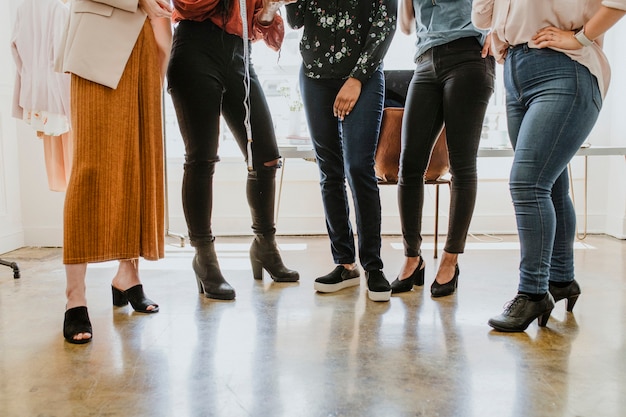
[{"x1": 11, "y1": 0, "x2": 72, "y2": 191}]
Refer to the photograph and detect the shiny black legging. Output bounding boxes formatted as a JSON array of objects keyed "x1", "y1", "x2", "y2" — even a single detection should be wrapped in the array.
[
  {"x1": 166, "y1": 20, "x2": 280, "y2": 246},
  {"x1": 398, "y1": 37, "x2": 495, "y2": 257}
]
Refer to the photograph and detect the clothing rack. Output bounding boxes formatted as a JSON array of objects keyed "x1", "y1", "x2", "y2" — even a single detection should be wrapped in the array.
[{"x1": 0, "y1": 258, "x2": 20, "y2": 279}]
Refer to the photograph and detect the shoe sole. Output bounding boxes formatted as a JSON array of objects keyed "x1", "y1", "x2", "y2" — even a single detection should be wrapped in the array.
[
  {"x1": 204, "y1": 292, "x2": 236, "y2": 301},
  {"x1": 487, "y1": 308, "x2": 553, "y2": 332},
  {"x1": 314, "y1": 277, "x2": 360, "y2": 293},
  {"x1": 367, "y1": 289, "x2": 392, "y2": 302}
]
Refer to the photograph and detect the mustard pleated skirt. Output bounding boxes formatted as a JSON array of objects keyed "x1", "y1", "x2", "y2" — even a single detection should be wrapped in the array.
[{"x1": 63, "y1": 21, "x2": 165, "y2": 264}]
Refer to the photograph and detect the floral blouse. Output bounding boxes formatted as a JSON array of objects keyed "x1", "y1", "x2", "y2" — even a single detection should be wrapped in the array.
[{"x1": 285, "y1": 0, "x2": 397, "y2": 83}]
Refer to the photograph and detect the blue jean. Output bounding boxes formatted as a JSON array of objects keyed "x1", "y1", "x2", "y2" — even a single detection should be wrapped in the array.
[
  {"x1": 504, "y1": 45, "x2": 602, "y2": 294},
  {"x1": 299, "y1": 66, "x2": 384, "y2": 271},
  {"x1": 398, "y1": 37, "x2": 495, "y2": 256}
]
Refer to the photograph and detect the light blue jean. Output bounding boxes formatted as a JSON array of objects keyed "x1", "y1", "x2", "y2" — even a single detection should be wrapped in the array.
[{"x1": 504, "y1": 45, "x2": 602, "y2": 294}]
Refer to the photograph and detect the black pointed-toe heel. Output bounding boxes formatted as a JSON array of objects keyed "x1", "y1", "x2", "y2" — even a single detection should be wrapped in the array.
[
  {"x1": 430, "y1": 264, "x2": 459, "y2": 298},
  {"x1": 391, "y1": 257, "x2": 425, "y2": 294},
  {"x1": 549, "y1": 280, "x2": 581, "y2": 312},
  {"x1": 111, "y1": 284, "x2": 159, "y2": 313},
  {"x1": 63, "y1": 306, "x2": 93, "y2": 344}
]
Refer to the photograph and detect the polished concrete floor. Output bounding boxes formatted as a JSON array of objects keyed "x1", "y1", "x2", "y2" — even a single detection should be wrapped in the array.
[{"x1": 0, "y1": 234, "x2": 625, "y2": 417}]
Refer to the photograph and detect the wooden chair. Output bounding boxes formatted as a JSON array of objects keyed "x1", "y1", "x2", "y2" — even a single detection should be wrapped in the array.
[{"x1": 375, "y1": 107, "x2": 451, "y2": 258}]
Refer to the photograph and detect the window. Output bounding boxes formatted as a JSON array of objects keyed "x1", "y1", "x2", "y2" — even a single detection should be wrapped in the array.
[{"x1": 163, "y1": 18, "x2": 509, "y2": 160}]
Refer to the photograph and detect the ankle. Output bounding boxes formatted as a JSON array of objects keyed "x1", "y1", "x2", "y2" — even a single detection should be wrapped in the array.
[
  {"x1": 549, "y1": 280, "x2": 573, "y2": 288},
  {"x1": 439, "y1": 251, "x2": 458, "y2": 267},
  {"x1": 400, "y1": 256, "x2": 421, "y2": 277},
  {"x1": 66, "y1": 299, "x2": 87, "y2": 310},
  {"x1": 518, "y1": 291, "x2": 547, "y2": 302}
]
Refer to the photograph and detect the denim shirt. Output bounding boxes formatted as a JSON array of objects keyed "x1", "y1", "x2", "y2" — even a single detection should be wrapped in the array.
[
  {"x1": 285, "y1": 0, "x2": 397, "y2": 83},
  {"x1": 413, "y1": 0, "x2": 487, "y2": 60}
]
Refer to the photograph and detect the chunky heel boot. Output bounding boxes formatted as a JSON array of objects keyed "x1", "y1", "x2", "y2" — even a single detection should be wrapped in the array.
[
  {"x1": 193, "y1": 239, "x2": 236, "y2": 300},
  {"x1": 246, "y1": 165, "x2": 299, "y2": 282},
  {"x1": 250, "y1": 234, "x2": 299, "y2": 282},
  {"x1": 549, "y1": 279, "x2": 581, "y2": 312}
]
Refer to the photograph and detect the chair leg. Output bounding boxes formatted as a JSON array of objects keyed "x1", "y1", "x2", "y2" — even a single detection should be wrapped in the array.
[{"x1": 0, "y1": 258, "x2": 20, "y2": 279}]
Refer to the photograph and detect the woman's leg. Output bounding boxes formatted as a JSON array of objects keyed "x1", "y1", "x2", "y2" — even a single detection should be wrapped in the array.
[
  {"x1": 167, "y1": 21, "x2": 224, "y2": 246},
  {"x1": 549, "y1": 169, "x2": 576, "y2": 283},
  {"x1": 64, "y1": 263, "x2": 91, "y2": 343},
  {"x1": 300, "y1": 69, "x2": 356, "y2": 267},
  {"x1": 505, "y1": 48, "x2": 601, "y2": 296},
  {"x1": 436, "y1": 41, "x2": 495, "y2": 286},
  {"x1": 111, "y1": 260, "x2": 158, "y2": 312},
  {"x1": 220, "y1": 46, "x2": 298, "y2": 282},
  {"x1": 397, "y1": 50, "x2": 444, "y2": 281},
  {"x1": 166, "y1": 21, "x2": 236, "y2": 298},
  {"x1": 340, "y1": 68, "x2": 385, "y2": 272},
  {"x1": 489, "y1": 47, "x2": 601, "y2": 331}
]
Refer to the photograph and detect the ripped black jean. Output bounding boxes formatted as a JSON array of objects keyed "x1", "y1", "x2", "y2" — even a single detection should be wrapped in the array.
[{"x1": 167, "y1": 20, "x2": 281, "y2": 245}]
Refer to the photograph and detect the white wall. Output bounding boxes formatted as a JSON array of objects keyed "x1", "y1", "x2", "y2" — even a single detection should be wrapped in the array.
[
  {"x1": 0, "y1": 0, "x2": 24, "y2": 254},
  {"x1": 1, "y1": 1, "x2": 625, "y2": 252}
]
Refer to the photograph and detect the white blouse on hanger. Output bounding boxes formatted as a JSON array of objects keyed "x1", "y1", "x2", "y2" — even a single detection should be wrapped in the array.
[{"x1": 11, "y1": 0, "x2": 71, "y2": 136}]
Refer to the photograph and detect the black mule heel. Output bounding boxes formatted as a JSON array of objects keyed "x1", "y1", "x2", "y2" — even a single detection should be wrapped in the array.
[
  {"x1": 549, "y1": 280, "x2": 581, "y2": 312},
  {"x1": 391, "y1": 257, "x2": 425, "y2": 294},
  {"x1": 111, "y1": 285, "x2": 159, "y2": 313},
  {"x1": 63, "y1": 306, "x2": 93, "y2": 344}
]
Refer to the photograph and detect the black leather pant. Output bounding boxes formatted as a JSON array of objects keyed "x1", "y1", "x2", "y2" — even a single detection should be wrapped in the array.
[
  {"x1": 167, "y1": 20, "x2": 281, "y2": 245},
  {"x1": 399, "y1": 37, "x2": 495, "y2": 256}
]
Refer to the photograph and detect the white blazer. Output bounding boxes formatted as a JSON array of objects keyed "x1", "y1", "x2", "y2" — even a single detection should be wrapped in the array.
[{"x1": 56, "y1": 0, "x2": 147, "y2": 89}]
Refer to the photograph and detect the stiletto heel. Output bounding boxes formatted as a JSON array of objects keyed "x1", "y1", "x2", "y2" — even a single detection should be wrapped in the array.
[
  {"x1": 111, "y1": 285, "x2": 159, "y2": 313},
  {"x1": 565, "y1": 295, "x2": 579, "y2": 312},
  {"x1": 549, "y1": 280, "x2": 581, "y2": 312},
  {"x1": 391, "y1": 257, "x2": 425, "y2": 294}
]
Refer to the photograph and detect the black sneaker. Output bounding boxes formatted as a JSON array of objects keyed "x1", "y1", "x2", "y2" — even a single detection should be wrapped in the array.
[
  {"x1": 365, "y1": 269, "x2": 391, "y2": 302},
  {"x1": 314, "y1": 266, "x2": 360, "y2": 293}
]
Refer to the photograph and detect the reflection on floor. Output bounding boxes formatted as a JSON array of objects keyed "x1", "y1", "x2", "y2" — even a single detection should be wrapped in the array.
[{"x1": 0, "y1": 234, "x2": 625, "y2": 417}]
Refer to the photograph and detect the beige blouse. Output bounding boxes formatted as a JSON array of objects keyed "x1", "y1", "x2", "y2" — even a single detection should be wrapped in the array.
[{"x1": 472, "y1": 0, "x2": 626, "y2": 98}]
